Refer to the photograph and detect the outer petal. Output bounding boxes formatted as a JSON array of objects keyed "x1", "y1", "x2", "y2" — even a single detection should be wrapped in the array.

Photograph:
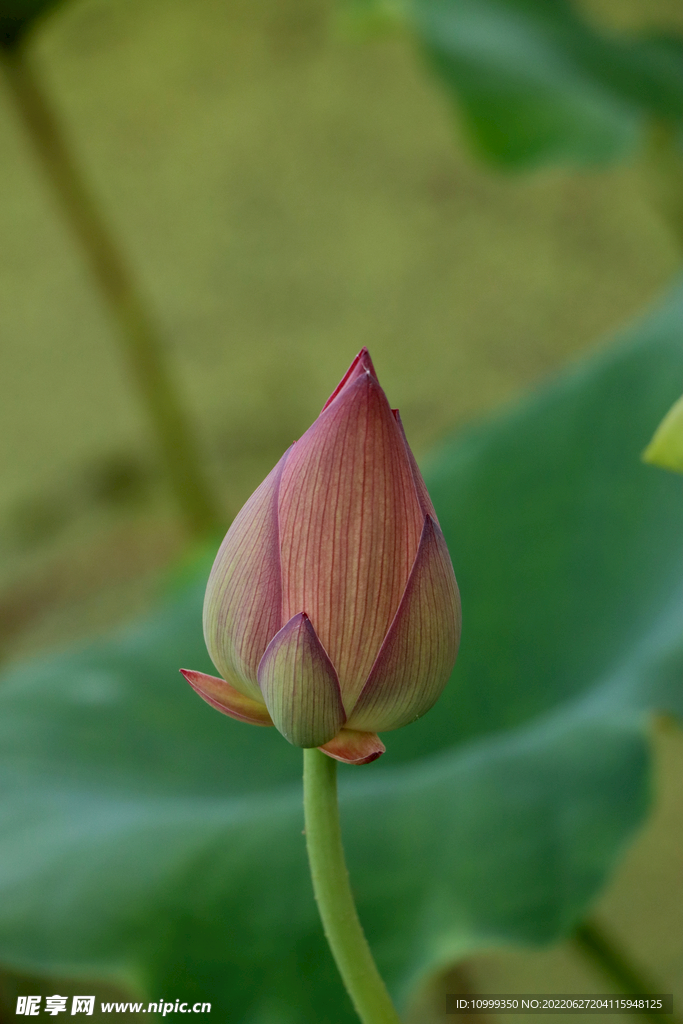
[
  {"x1": 348, "y1": 515, "x2": 461, "y2": 732},
  {"x1": 318, "y1": 729, "x2": 385, "y2": 765},
  {"x1": 180, "y1": 669, "x2": 274, "y2": 727},
  {"x1": 257, "y1": 613, "x2": 346, "y2": 748},
  {"x1": 203, "y1": 450, "x2": 288, "y2": 702},
  {"x1": 279, "y1": 371, "x2": 424, "y2": 713}
]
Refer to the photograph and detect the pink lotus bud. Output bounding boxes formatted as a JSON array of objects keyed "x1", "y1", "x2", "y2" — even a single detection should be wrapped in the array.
[{"x1": 181, "y1": 349, "x2": 461, "y2": 765}]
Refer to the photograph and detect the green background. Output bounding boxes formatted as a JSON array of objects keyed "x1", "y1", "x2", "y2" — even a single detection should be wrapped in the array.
[{"x1": 1, "y1": 0, "x2": 683, "y2": 1021}]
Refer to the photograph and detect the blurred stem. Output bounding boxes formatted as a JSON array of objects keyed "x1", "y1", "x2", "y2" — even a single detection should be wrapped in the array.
[
  {"x1": 0, "y1": 42, "x2": 223, "y2": 539},
  {"x1": 574, "y1": 921, "x2": 680, "y2": 1024},
  {"x1": 303, "y1": 748, "x2": 403, "y2": 1024},
  {"x1": 643, "y1": 120, "x2": 683, "y2": 256}
]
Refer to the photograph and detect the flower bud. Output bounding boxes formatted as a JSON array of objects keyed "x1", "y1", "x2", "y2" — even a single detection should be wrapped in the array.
[{"x1": 181, "y1": 349, "x2": 461, "y2": 764}]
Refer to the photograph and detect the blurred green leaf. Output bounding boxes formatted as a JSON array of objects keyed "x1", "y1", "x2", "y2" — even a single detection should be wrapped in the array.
[
  {"x1": 2, "y1": 282, "x2": 683, "y2": 1019},
  {"x1": 643, "y1": 390, "x2": 683, "y2": 473},
  {"x1": 0, "y1": 0, "x2": 62, "y2": 47},
  {"x1": 404, "y1": 0, "x2": 683, "y2": 167}
]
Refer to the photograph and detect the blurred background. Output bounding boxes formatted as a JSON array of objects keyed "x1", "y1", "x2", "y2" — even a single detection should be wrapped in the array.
[
  {"x1": 1, "y1": 0, "x2": 682, "y2": 1019},
  {"x1": 2, "y1": 0, "x2": 681, "y2": 659}
]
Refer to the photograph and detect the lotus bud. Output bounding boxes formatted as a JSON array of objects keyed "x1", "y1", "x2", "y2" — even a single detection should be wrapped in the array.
[{"x1": 181, "y1": 349, "x2": 461, "y2": 764}]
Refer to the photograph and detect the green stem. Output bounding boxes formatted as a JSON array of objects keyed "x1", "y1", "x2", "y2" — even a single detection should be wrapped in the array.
[
  {"x1": 0, "y1": 41, "x2": 223, "y2": 539},
  {"x1": 574, "y1": 921, "x2": 680, "y2": 1024},
  {"x1": 303, "y1": 748, "x2": 403, "y2": 1024}
]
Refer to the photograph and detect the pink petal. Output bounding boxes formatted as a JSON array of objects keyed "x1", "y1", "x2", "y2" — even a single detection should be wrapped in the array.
[
  {"x1": 180, "y1": 669, "x2": 274, "y2": 727},
  {"x1": 257, "y1": 613, "x2": 346, "y2": 748},
  {"x1": 321, "y1": 347, "x2": 378, "y2": 412},
  {"x1": 347, "y1": 515, "x2": 461, "y2": 732},
  {"x1": 318, "y1": 729, "x2": 385, "y2": 765},
  {"x1": 392, "y1": 409, "x2": 439, "y2": 522},
  {"x1": 278, "y1": 372, "x2": 424, "y2": 713},
  {"x1": 203, "y1": 450, "x2": 288, "y2": 702}
]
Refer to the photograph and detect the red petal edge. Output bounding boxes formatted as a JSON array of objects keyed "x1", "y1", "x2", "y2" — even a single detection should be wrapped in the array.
[
  {"x1": 392, "y1": 408, "x2": 439, "y2": 522},
  {"x1": 180, "y1": 669, "x2": 274, "y2": 727},
  {"x1": 318, "y1": 728, "x2": 385, "y2": 765}
]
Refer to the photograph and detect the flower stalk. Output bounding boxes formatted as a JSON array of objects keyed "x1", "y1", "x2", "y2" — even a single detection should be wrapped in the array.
[
  {"x1": 303, "y1": 747, "x2": 403, "y2": 1024},
  {"x1": 0, "y1": 41, "x2": 223, "y2": 539},
  {"x1": 573, "y1": 922, "x2": 682, "y2": 1024}
]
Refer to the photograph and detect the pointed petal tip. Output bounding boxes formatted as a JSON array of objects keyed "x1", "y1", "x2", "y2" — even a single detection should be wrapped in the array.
[
  {"x1": 257, "y1": 613, "x2": 346, "y2": 748},
  {"x1": 180, "y1": 668, "x2": 274, "y2": 727},
  {"x1": 319, "y1": 729, "x2": 386, "y2": 765},
  {"x1": 356, "y1": 347, "x2": 377, "y2": 376},
  {"x1": 321, "y1": 348, "x2": 379, "y2": 411}
]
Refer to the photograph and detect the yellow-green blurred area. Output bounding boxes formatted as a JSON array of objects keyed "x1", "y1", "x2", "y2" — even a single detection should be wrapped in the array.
[
  {"x1": 2, "y1": 0, "x2": 683, "y2": 1019},
  {"x1": 1, "y1": 0, "x2": 683, "y2": 655}
]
